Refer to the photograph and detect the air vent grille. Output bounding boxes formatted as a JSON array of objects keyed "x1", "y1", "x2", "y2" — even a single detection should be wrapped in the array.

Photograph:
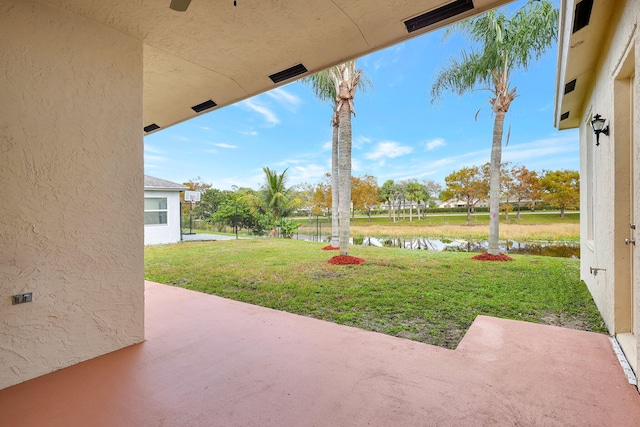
[
  {"x1": 564, "y1": 79, "x2": 577, "y2": 94},
  {"x1": 269, "y1": 64, "x2": 308, "y2": 84},
  {"x1": 572, "y1": 0, "x2": 593, "y2": 33},
  {"x1": 560, "y1": 112, "x2": 570, "y2": 121},
  {"x1": 192, "y1": 99, "x2": 217, "y2": 113},
  {"x1": 405, "y1": 0, "x2": 474, "y2": 33},
  {"x1": 144, "y1": 123, "x2": 160, "y2": 133}
]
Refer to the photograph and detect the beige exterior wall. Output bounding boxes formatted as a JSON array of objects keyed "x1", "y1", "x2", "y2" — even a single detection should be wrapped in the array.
[
  {"x1": 577, "y1": 0, "x2": 640, "y2": 371},
  {"x1": 0, "y1": 0, "x2": 144, "y2": 389}
]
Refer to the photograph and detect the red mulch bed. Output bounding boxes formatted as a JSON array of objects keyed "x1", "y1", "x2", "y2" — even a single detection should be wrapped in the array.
[
  {"x1": 471, "y1": 252, "x2": 514, "y2": 261},
  {"x1": 321, "y1": 245, "x2": 340, "y2": 251},
  {"x1": 328, "y1": 255, "x2": 366, "y2": 265}
]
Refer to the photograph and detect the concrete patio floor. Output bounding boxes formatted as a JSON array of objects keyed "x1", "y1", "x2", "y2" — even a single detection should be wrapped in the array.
[{"x1": 2, "y1": 281, "x2": 640, "y2": 426}]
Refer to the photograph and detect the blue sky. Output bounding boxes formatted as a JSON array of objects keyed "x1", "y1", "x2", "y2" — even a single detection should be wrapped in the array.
[{"x1": 144, "y1": 0, "x2": 577, "y2": 191}]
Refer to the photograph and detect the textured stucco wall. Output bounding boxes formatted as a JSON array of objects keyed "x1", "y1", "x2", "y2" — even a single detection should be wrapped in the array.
[
  {"x1": 0, "y1": 0, "x2": 144, "y2": 389},
  {"x1": 144, "y1": 191, "x2": 183, "y2": 245},
  {"x1": 577, "y1": 0, "x2": 639, "y2": 367}
]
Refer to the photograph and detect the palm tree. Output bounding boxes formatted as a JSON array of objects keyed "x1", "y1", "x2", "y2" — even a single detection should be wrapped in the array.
[
  {"x1": 301, "y1": 72, "x2": 340, "y2": 248},
  {"x1": 249, "y1": 167, "x2": 297, "y2": 222},
  {"x1": 431, "y1": 0, "x2": 557, "y2": 255},
  {"x1": 302, "y1": 61, "x2": 371, "y2": 255}
]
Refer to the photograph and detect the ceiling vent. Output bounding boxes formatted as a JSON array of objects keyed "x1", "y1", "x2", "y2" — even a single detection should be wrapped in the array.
[
  {"x1": 572, "y1": 0, "x2": 593, "y2": 33},
  {"x1": 144, "y1": 123, "x2": 160, "y2": 133},
  {"x1": 269, "y1": 64, "x2": 308, "y2": 84},
  {"x1": 405, "y1": 0, "x2": 474, "y2": 33},
  {"x1": 564, "y1": 79, "x2": 577, "y2": 94},
  {"x1": 560, "y1": 111, "x2": 570, "y2": 121},
  {"x1": 192, "y1": 99, "x2": 217, "y2": 113}
]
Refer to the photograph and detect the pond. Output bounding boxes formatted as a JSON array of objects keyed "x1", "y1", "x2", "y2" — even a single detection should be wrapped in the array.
[
  {"x1": 294, "y1": 234, "x2": 579, "y2": 258},
  {"x1": 356, "y1": 237, "x2": 580, "y2": 258}
]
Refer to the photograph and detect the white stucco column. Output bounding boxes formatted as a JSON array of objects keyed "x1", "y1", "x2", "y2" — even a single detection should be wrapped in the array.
[{"x1": 0, "y1": 0, "x2": 144, "y2": 389}]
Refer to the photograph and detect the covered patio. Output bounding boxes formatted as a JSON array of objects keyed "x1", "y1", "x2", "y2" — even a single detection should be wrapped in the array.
[{"x1": 2, "y1": 281, "x2": 639, "y2": 426}]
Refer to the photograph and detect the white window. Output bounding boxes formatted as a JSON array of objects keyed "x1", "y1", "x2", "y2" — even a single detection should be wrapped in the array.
[{"x1": 144, "y1": 197, "x2": 168, "y2": 225}]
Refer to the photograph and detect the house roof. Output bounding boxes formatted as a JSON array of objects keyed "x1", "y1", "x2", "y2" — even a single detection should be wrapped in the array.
[
  {"x1": 144, "y1": 175, "x2": 189, "y2": 192},
  {"x1": 554, "y1": 0, "x2": 617, "y2": 129},
  {"x1": 43, "y1": 0, "x2": 511, "y2": 135}
]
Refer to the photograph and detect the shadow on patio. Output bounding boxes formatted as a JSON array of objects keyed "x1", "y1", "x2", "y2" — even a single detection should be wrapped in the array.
[{"x1": 2, "y1": 280, "x2": 640, "y2": 426}]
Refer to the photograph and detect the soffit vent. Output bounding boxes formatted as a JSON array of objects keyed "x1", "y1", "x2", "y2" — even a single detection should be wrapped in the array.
[
  {"x1": 564, "y1": 79, "x2": 577, "y2": 94},
  {"x1": 192, "y1": 99, "x2": 217, "y2": 113},
  {"x1": 572, "y1": 0, "x2": 593, "y2": 34},
  {"x1": 404, "y1": 0, "x2": 474, "y2": 33},
  {"x1": 269, "y1": 64, "x2": 308, "y2": 84},
  {"x1": 560, "y1": 111, "x2": 570, "y2": 121},
  {"x1": 144, "y1": 123, "x2": 161, "y2": 133}
]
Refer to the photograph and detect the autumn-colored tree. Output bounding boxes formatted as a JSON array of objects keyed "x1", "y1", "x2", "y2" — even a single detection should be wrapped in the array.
[
  {"x1": 509, "y1": 165, "x2": 541, "y2": 219},
  {"x1": 443, "y1": 166, "x2": 489, "y2": 223},
  {"x1": 540, "y1": 170, "x2": 579, "y2": 218},
  {"x1": 311, "y1": 176, "x2": 331, "y2": 215},
  {"x1": 351, "y1": 175, "x2": 380, "y2": 221}
]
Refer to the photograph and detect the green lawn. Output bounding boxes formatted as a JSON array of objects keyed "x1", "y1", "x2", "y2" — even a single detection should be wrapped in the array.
[{"x1": 145, "y1": 239, "x2": 605, "y2": 349}]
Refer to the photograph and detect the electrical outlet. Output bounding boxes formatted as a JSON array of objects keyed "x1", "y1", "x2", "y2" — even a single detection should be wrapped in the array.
[{"x1": 12, "y1": 293, "x2": 33, "y2": 305}]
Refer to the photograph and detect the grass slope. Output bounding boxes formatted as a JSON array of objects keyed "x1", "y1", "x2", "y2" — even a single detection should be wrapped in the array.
[{"x1": 145, "y1": 239, "x2": 605, "y2": 349}]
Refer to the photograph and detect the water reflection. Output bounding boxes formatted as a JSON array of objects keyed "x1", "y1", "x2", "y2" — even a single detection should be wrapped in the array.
[{"x1": 360, "y1": 237, "x2": 579, "y2": 258}]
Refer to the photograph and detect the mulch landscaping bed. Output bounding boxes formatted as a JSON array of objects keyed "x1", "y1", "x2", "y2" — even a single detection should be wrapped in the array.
[
  {"x1": 328, "y1": 255, "x2": 366, "y2": 265},
  {"x1": 321, "y1": 245, "x2": 340, "y2": 251},
  {"x1": 471, "y1": 253, "x2": 514, "y2": 261}
]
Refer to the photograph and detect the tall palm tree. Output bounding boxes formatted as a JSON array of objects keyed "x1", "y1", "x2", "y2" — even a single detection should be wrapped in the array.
[
  {"x1": 302, "y1": 61, "x2": 371, "y2": 254},
  {"x1": 301, "y1": 72, "x2": 340, "y2": 248},
  {"x1": 431, "y1": 0, "x2": 557, "y2": 255}
]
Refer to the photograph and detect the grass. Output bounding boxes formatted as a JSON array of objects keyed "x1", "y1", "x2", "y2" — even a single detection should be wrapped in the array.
[
  {"x1": 297, "y1": 213, "x2": 580, "y2": 242},
  {"x1": 145, "y1": 239, "x2": 606, "y2": 349}
]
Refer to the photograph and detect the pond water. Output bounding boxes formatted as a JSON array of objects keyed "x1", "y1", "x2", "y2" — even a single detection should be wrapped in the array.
[
  {"x1": 294, "y1": 234, "x2": 579, "y2": 258},
  {"x1": 357, "y1": 237, "x2": 580, "y2": 258}
]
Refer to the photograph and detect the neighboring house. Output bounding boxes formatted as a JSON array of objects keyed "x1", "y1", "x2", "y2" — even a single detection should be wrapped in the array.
[
  {"x1": 555, "y1": 0, "x2": 640, "y2": 375},
  {"x1": 438, "y1": 198, "x2": 488, "y2": 209},
  {"x1": 144, "y1": 175, "x2": 188, "y2": 245}
]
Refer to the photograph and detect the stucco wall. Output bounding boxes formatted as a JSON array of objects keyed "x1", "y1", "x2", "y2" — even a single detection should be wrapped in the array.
[
  {"x1": 0, "y1": 0, "x2": 144, "y2": 389},
  {"x1": 144, "y1": 191, "x2": 183, "y2": 245},
  {"x1": 578, "y1": 0, "x2": 639, "y2": 367}
]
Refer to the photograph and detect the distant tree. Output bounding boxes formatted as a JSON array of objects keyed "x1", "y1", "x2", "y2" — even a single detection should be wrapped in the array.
[
  {"x1": 540, "y1": 170, "x2": 579, "y2": 218},
  {"x1": 431, "y1": 0, "x2": 558, "y2": 254},
  {"x1": 405, "y1": 181, "x2": 425, "y2": 222},
  {"x1": 443, "y1": 166, "x2": 489, "y2": 223},
  {"x1": 311, "y1": 175, "x2": 331, "y2": 215},
  {"x1": 380, "y1": 180, "x2": 396, "y2": 221},
  {"x1": 183, "y1": 176, "x2": 212, "y2": 192},
  {"x1": 499, "y1": 162, "x2": 513, "y2": 220},
  {"x1": 351, "y1": 175, "x2": 380, "y2": 221},
  {"x1": 509, "y1": 165, "x2": 541, "y2": 219},
  {"x1": 248, "y1": 167, "x2": 299, "y2": 225}
]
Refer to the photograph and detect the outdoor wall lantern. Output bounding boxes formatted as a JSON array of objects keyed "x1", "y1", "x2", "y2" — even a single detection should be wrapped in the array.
[{"x1": 590, "y1": 114, "x2": 609, "y2": 146}]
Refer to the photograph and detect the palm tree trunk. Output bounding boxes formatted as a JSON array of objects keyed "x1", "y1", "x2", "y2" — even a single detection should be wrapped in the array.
[
  {"x1": 331, "y1": 121, "x2": 339, "y2": 247},
  {"x1": 488, "y1": 110, "x2": 506, "y2": 255},
  {"x1": 338, "y1": 103, "x2": 352, "y2": 256}
]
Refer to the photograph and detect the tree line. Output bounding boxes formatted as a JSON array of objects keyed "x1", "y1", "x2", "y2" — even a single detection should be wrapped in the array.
[{"x1": 182, "y1": 163, "x2": 578, "y2": 236}]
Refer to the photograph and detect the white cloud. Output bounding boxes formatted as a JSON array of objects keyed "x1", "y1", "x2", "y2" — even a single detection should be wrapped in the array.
[
  {"x1": 240, "y1": 130, "x2": 259, "y2": 136},
  {"x1": 212, "y1": 143, "x2": 238, "y2": 149},
  {"x1": 322, "y1": 140, "x2": 332, "y2": 151},
  {"x1": 425, "y1": 138, "x2": 446, "y2": 151},
  {"x1": 144, "y1": 143, "x2": 165, "y2": 154},
  {"x1": 365, "y1": 141, "x2": 413, "y2": 160},
  {"x1": 241, "y1": 99, "x2": 279, "y2": 126},
  {"x1": 266, "y1": 87, "x2": 302, "y2": 111}
]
